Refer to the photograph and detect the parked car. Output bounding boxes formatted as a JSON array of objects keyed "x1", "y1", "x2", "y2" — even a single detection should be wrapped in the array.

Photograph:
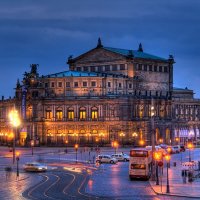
[
  {"x1": 111, "y1": 153, "x2": 130, "y2": 162},
  {"x1": 96, "y1": 155, "x2": 118, "y2": 164},
  {"x1": 23, "y1": 162, "x2": 47, "y2": 172},
  {"x1": 146, "y1": 145, "x2": 167, "y2": 156},
  {"x1": 172, "y1": 145, "x2": 181, "y2": 153}
]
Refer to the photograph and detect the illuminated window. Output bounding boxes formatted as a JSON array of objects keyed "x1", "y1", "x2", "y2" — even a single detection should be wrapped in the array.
[
  {"x1": 79, "y1": 107, "x2": 86, "y2": 120},
  {"x1": 160, "y1": 108, "x2": 165, "y2": 118},
  {"x1": 91, "y1": 107, "x2": 98, "y2": 120},
  {"x1": 56, "y1": 110, "x2": 63, "y2": 120},
  {"x1": 139, "y1": 105, "x2": 144, "y2": 118},
  {"x1": 68, "y1": 110, "x2": 74, "y2": 120},
  {"x1": 46, "y1": 110, "x2": 52, "y2": 119}
]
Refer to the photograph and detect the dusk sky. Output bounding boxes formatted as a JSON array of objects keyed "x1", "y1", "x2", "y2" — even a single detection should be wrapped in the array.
[{"x1": 0, "y1": 1, "x2": 200, "y2": 98}]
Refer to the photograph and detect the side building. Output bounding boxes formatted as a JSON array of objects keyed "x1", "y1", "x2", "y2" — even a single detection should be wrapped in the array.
[{"x1": 0, "y1": 39, "x2": 199, "y2": 146}]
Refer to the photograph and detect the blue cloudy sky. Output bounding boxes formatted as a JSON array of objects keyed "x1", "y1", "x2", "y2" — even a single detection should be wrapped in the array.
[{"x1": 0, "y1": 0, "x2": 200, "y2": 98}]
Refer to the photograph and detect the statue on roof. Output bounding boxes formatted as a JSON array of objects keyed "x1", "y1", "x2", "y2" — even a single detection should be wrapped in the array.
[
  {"x1": 16, "y1": 79, "x2": 21, "y2": 88},
  {"x1": 96, "y1": 37, "x2": 103, "y2": 48},
  {"x1": 30, "y1": 64, "x2": 39, "y2": 75},
  {"x1": 138, "y1": 43, "x2": 143, "y2": 52},
  {"x1": 68, "y1": 55, "x2": 73, "y2": 61}
]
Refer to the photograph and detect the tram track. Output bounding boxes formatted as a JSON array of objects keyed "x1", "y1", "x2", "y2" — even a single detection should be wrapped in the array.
[{"x1": 23, "y1": 169, "x2": 101, "y2": 200}]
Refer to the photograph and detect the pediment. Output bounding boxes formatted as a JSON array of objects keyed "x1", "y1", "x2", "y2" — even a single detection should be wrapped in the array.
[{"x1": 73, "y1": 48, "x2": 127, "y2": 64}]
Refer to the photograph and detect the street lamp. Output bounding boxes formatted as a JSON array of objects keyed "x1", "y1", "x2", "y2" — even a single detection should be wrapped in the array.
[
  {"x1": 99, "y1": 133, "x2": 105, "y2": 146},
  {"x1": 112, "y1": 141, "x2": 119, "y2": 154},
  {"x1": 74, "y1": 144, "x2": 79, "y2": 163},
  {"x1": 65, "y1": 140, "x2": 68, "y2": 153},
  {"x1": 132, "y1": 132, "x2": 138, "y2": 146},
  {"x1": 9, "y1": 109, "x2": 21, "y2": 164},
  {"x1": 187, "y1": 142, "x2": 194, "y2": 162},
  {"x1": 119, "y1": 132, "x2": 125, "y2": 146},
  {"x1": 150, "y1": 102, "x2": 156, "y2": 181},
  {"x1": 175, "y1": 137, "x2": 179, "y2": 145},
  {"x1": 139, "y1": 139, "x2": 145, "y2": 147},
  {"x1": 31, "y1": 140, "x2": 34, "y2": 156},
  {"x1": 16, "y1": 151, "x2": 20, "y2": 177},
  {"x1": 159, "y1": 138, "x2": 163, "y2": 144},
  {"x1": 165, "y1": 154, "x2": 171, "y2": 193},
  {"x1": 153, "y1": 151, "x2": 162, "y2": 185}
]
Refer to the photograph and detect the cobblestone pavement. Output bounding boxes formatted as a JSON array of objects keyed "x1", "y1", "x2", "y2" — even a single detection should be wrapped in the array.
[
  {"x1": 0, "y1": 147, "x2": 199, "y2": 199},
  {"x1": 150, "y1": 149, "x2": 200, "y2": 199},
  {"x1": 0, "y1": 171, "x2": 42, "y2": 200},
  {"x1": 86, "y1": 162, "x2": 199, "y2": 200}
]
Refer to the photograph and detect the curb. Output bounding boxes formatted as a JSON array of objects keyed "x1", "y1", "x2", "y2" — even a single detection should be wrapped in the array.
[{"x1": 149, "y1": 181, "x2": 200, "y2": 199}]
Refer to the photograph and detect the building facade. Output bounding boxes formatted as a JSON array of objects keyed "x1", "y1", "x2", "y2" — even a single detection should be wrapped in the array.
[{"x1": 0, "y1": 39, "x2": 200, "y2": 146}]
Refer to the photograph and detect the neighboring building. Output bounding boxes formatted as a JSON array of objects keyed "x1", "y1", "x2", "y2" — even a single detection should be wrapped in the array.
[{"x1": 0, "y1": 38, "x2": 199, "y2": 146}]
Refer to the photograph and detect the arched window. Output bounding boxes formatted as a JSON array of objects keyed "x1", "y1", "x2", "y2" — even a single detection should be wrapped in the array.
[
  {"x1": 46, "y1": 109, "x2": 52, "y2": 119},
  {"x1": 79, "y1": 107, "x2": 86, "y2": 120},
  {"x1": 91, "y1": 107, "x2": 98, "y2": 120},
  {"x1": 160, "y1": 105, "x2": 165, "y2": 118},
  {"x1": 139, "y1": 105, "x2": 144, "y2": 118},
  {"x1": 56, "y1": 108, "x2": 63, "y2": 120},
  {"x1": 68, "y1": 108, "x2": 74, "y2": 120}
]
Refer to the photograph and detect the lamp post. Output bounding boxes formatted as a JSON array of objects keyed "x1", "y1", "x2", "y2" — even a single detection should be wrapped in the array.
[
  {"x1": 165, "y1": 154, "x2": 171, "y2": 193},
  {"x1": 16, "y1": 151, "x2": 20, "y2": 177},
  {"x1": 65, "y1": 140, "x2": 68, "y2": 153},
  {"x1": 113, "y1": 141, "x2": 118, "y2": 154},
  {"x1": 119, "y1": 132, "x2": 125, "y2": 146},
  {"x1": 132, "y1": 132, "x2": 138, "y2": 147},
  {"x1": 99, "y1": 133, "x2": 105, "y2": 146},
  {"x1": 31, "y1": 140, "x2": 34, "y2": 156},
  {"x1": 9, "y1": 109, "x2": 21, "y2": 164},
  {"x1": 187, "y1": 142, "x2": 193, "y2": 162},
  {"x1": 175, "y1": 137, "x2": 179, "y2": 145},
  {"x1": 150, "y1": 102, "x2": 156, "y2": 181},
  {"x1": 153, "y1": 151, "x2": 162, "y2": 185},
  {"x1": 139, "y1": 139, "x2": 145, "y2": 147},
  {"x1": 74, "y1": 144, "x2": 79, "y2": 163}
]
